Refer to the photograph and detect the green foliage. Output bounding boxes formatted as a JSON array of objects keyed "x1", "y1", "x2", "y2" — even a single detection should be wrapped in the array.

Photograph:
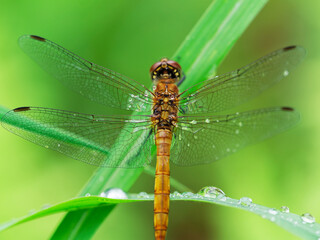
[
  {"x1": 50, "y1": 1, "x2": 268, "y2": 239},
  {"x1": 1, "y1": 192, "x2": 319, "y2": 240},
  {"x1": 2, "y1": 0, "x2": 314, "y2": 240}
]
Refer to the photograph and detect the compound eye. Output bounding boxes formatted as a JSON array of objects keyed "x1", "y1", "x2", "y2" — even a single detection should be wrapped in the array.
[
  {"x1": 149, "y1": 62, "x2": 162, "y2": 74},
  {"x1": 167, "y1": 60, "x2": 181, "y2": 71}
]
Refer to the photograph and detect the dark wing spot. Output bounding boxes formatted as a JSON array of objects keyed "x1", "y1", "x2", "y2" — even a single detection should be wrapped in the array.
[
  {"x1": 13, "y1": 107, "x2": 31, "y2": 112},
  {"x1": 30, "y1": 35, "x2": 46, "y2": 42},
  {"x1": 283, "y1": 46, "x2": 296, "y2": 51},
  {"x1": 281, "y1": 107, "x2": 294, "y2": 111}
]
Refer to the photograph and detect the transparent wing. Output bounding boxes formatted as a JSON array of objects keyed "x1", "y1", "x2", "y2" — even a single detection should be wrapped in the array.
[
  {"x1": 171, "y1": 107, "x2": 299, "y2": 166},
  {"x1": 179, "y1": 46, "x2": 306, "y2": 114},
  {"x1": 1, "y1": 107, "x2": 154, "y2": 168},
  {"x1": 19, "y1": 35, "x2": 154, "y2": 112}
]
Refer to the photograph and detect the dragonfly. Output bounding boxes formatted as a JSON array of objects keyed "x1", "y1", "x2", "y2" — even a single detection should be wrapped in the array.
[{"x1": 1, "y1": 35, "x2": 305, "y2": 240}]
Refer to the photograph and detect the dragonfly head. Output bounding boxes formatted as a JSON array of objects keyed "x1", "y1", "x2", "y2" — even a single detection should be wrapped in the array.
[{"x1": 150, "y1": 58, "x2": 181, "y2": 83}]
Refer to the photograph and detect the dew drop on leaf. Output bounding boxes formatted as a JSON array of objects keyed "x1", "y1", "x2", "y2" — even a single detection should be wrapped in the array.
[
  {"x1": 268, "y1": 208, "x2": 278, "y2": 215},
  {"x1": 182, "y1": 192, "x2": 194, "y2": 198},
  {"x1": 100, "y1": 188, "x2": 128, "y2": 199},
  {"x1": 171, "y1": 191, "x2": 182, "y2": 198},
  {"x1": 198, "y1": 186, "x2": 226, "y2": 199},
  {"x1": 41, "y1": 204, "x2": 51, "y2": 209},
  {"x1": 301, "y1": 213, "x2": 315, "y2": 223},
  {"x1": 279, "y1": 206, "x2": 290, "y2": 213},
  {"x1": 239, "y1": 197, "x2": 252, "y2": 206},
  {"x1": 137, "y1": 192, "x2": 149, "y2": 199}
]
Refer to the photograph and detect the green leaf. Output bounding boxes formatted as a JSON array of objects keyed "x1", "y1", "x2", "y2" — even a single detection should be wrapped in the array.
[
  {"x1": 1, "y1": 192, "x2": 318, "y2": 240},
  {"x1": 0, "y1": 0, "x2": 268, "y2": 239},
  {"x1": 51, "y1": 1, "x2": 267, "y2": 238}
]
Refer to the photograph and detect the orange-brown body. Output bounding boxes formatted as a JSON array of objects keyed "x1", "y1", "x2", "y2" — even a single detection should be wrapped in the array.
[{"x1": 152, "y1": 79, "x2": 179, "y2": 240}]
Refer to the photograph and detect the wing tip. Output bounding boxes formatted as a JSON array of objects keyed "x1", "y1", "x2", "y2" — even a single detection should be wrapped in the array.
[
  {"x1": 281, "y1": 106, "x2": 294, "y2": 112},
  {"x1": 283, "y1": 46, "x2": 297, "y2": 51},
  {"x1": 13, "y1": 107, "x2": 31, "y2": 112},
  {"x1": 30, "y1": 35, "x2": 46, "y2": 42},
  {"x1": 18, "y1": 35, "x2": 46, "y2": 45},
  {"x1": 283, "y1": 45, "x2": 306, "y2": 58}
]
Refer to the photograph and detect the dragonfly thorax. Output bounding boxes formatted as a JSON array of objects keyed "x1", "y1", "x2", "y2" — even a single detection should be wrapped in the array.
[{"x1": 152, "y1": 82, "x2": 179, "y2": 129}]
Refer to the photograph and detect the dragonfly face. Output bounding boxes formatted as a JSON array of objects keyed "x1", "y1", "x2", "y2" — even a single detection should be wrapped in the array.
[
  {"x1": 1, "y1": 35, "x2": 305, "y2": 240},
  {"x1": 150, "y1": 58, "x2": 182, "y2": 83}
]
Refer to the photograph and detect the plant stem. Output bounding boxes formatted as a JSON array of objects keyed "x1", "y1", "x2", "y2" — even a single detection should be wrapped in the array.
[{"x1": 50, "y1": 0, "x2": 267, "y2": 239}]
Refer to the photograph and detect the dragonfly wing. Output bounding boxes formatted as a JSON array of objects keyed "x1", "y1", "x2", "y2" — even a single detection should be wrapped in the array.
[
  {"x1": 171, "y1": 107, "x2": 299, "y2": 166},
  {"x1": 179, "y1": 46, "x2": 306, "y2": 114},
  {"x1": 1, "y1": 107, "x2": 154, "y2": 168},
  {"x1": 18, "y1": 35, "x2": 154, "y2": 112}
]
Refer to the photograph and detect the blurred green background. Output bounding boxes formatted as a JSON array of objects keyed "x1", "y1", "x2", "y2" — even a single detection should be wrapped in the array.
[{"x1": 0, "y1": 0, "x2": 319, "y2": 239}]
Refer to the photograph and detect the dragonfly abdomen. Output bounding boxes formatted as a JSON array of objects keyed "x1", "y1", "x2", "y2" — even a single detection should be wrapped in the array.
[{"x1": 154, "y1": 129, "x2": 172, "y2": 240}]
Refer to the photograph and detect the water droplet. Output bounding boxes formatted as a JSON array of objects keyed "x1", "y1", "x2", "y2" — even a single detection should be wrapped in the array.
[
  {"x1": 198, "y1": 186, "x2": 226, "y2": 199},
  {"x1": 216, "y1": 119, "x2": 220, "y2": 123},
  {"x1": 280, "y1": 206, "x2": 289, "y2": 213},
  {"x1": 182, "y1": 192, "x2": 194, "y2": 198},
  {"x1": 235, "y1": 129, "x2": 240, "y2": 134},
  {"x1": 190, "y1": 120, "x2": 197, "y2": 124},
  {"x1": 238, "y1": 122, "x2": 243, "y2": 127},
  {"x1": 132, "y1": 127, "x2": 140, "y2": 133},
  {"x1": 226, "y1": 148, "x2": 230, "y2": 152},
  {"x1": 283, "y1": 70, "x2": 289, "y2": 77},
  {"x1": 85, "y1": 193, "x2": 91, "y2": 197},
  {"x1": 239, "y1": 197, "x2": 252, "y2": 206},
  {"x1": 28, "y1": 209, "x2": 36, "y2": 215},
  {"x1": 268, "y1": 208, "x2": 278, "y2": 215},
  {"x1": 205, "y1": 119, "x2": 210, "y2": 123},
  {"x1": 212, "y1": 145, "x2": 216, "y2": 149},
  {"x1": 100, "y1": 188, "x2": 128, "y2": 199},
  {"x1": 236, "y1": 112, "x2": 239, "y2": 115},
  {"x1": 194, "y1": 135, "x2": 198, "y2": 139},
  {"x1": 301, "y1": 213, "x2": 315, "y2": 223},
  {"x1": 171, "y1": 191, "x2": 182, "y2": 198},
  {"x1": 57, "y1": 144, "x2": 61, "y2": 147},
  {"x1": 45, "y1": 145, "x2": 49, "y2": 149},
  {"x1": 187, "y1": 143, "x2": 190, "y2": 147},
  {"x1": 41, "y1": 204, "x2": 51, "y2": 209},
  {"x1": 137, "y1": 192, "x2": 149, "y2": 199}
]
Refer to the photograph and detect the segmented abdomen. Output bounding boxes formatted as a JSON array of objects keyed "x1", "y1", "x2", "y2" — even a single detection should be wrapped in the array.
[{"x1": 154, "y1": 129, "x2": 172, "y2": 240}]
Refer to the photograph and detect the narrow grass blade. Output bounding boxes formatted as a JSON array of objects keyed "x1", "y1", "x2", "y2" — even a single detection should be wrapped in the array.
[
  {"x1": 0, "y1": 0, "x2": 268, "y2": 239},
  {"x1": 51, "y1": 1, "x2": 267, "y2": 238},
  {"x1": 1, "y1": 192, "x2": 318, "y2": 240}
]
